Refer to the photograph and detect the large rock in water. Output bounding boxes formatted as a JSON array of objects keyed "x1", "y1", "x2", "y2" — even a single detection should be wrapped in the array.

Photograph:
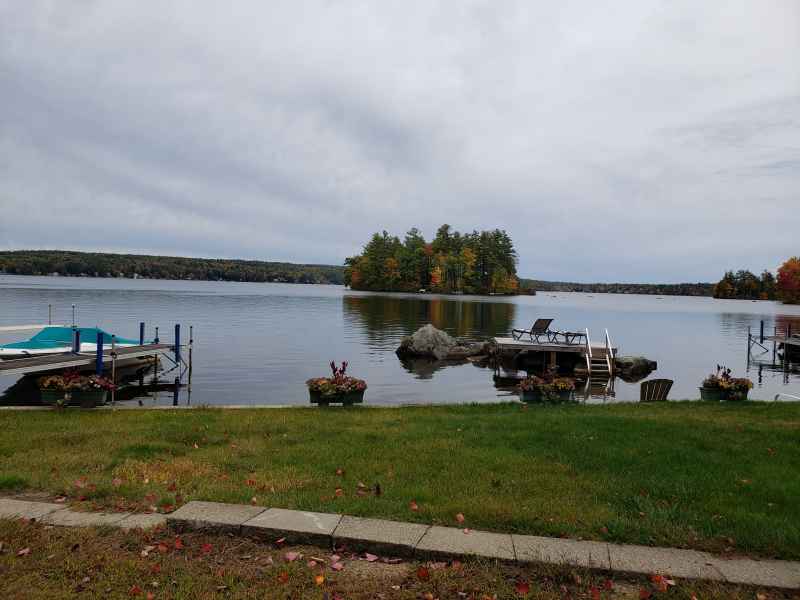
[
  {"x1": 396, "y1": 324, "x2": 489, "y2": 361},
  {"x1": 615, "y1": 356, "x2": 658, "y2": 382}
]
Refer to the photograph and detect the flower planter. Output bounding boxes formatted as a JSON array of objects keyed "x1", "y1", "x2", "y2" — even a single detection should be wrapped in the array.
[
  {"x1": 699, "y1": 387, "x2": 749, "y2": 401},
  {"x1": 39, "y1": 389, "x2": 107, "y2": 408},
  {"x1": 309, "y1": 389, "x2": 365, "y2": 406},
  {"x1": 520, "y1": 389, "x2": 574, "y2": 403}
]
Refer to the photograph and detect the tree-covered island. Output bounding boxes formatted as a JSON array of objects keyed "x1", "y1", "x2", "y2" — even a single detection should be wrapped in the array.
[{"x1": 344, "y1": 225, "x2": 524, "y2": 295}]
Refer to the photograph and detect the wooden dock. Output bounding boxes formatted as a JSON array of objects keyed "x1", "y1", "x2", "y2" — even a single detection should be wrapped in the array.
[
  {"x1": 0, "y1": 344, "x2": 174, "y2": 377},
  {"x1": 494, "y1": 337, "x2": 610, "y2": 355}
]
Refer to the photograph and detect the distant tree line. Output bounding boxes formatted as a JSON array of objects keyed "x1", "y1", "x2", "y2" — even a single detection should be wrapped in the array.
[
  {"x1": 0, "y1": 250, "x2": 344, "y2": 285},
  {"x1": 712, "y1": 270, "x2": 776, "y2": 300},
  {"x1": 712, "y1": 258, "x2": 800, "y2": 304},
  {"x1": 344, "y1": 225, "x2": 522, "y2": 295},
  {"x1": 525, "y1": 279, "x2": 715, "y2": 297}
]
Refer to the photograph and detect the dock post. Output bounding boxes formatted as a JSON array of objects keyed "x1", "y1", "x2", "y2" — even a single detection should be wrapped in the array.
[
  {"x1": 48, "y1": 304, "x2": 52, "y2": 325},
  {"x1": 746, "y1": 326, "x2": 751, "y2": 365},
  {"x1": 174, "y1": 324, "x2": 181, "y2": 365},
  {"x1": 95, "y1": 331, "x2": 104, "y2": 375},
  {"x1": 72, "y1": 304, "x2": 76, "y2": 327},
  {"x1": 139, "y1": 322, "x2": 145, "y2": 346},
  {"x1": 111, "y1": 335, "x2": 117, "y2": 405},
  {"x1": 73, "y1": 329, "x2": 81, "y2": 353},
  {"x1": 773, "y1": 326, "x2": 778, "y2": 365},
  {"x1": 188, "y1": 325, "x2": 193, "y2": 390},
  {"x1": 154, "y1": 327, "x2": 160, "y2": 344},
  {"x1": 760, "y1": 320, "x2": 764, "y2": 344},
  {"x1": 173, "y1": 376, "x2": 180, "y2": 406}
]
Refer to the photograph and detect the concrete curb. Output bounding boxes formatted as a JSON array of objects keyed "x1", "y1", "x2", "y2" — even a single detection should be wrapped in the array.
[{"x1": 1, "y1": 498, "x2": 797, "y2": 589}]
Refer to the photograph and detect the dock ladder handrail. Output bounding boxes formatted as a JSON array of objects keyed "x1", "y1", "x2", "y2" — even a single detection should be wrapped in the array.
[
  {"x1": 775, "y1": 393, "x2": 800, "y2": 401},
  {"x1": 584, "y1": 328, "x2": 592, "y2": 376},
  {"x1": 604, "y1": 329, "x2": 615, "y2": 377}
]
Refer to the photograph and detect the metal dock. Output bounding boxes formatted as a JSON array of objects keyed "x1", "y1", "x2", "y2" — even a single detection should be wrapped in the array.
[{"x1": 0, "y1": 344, "x2": 174, "y2": 377}]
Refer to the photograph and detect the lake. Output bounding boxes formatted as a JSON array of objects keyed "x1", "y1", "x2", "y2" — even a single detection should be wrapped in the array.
[{"x1": 1, "y1": 275, "x2": 799, "y2": 406}]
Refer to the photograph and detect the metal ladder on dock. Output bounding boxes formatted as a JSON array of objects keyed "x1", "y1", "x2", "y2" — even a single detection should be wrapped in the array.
[{"x1": 584, "y1": 329, "x2": 616, "y2": 393}]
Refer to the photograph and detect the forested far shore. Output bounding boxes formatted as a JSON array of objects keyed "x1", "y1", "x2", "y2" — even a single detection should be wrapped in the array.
[
  {"x1": 523, "y1": 279, "x2": 715, "y2": 296},
  {"x1": 0, "y1": 250, "x2": 344, "y2": 285}
]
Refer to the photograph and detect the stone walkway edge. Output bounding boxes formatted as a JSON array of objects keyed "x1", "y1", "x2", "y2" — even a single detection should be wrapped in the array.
[{"x1": 1, "y1": 498, "x2": 797, "y2": 589}]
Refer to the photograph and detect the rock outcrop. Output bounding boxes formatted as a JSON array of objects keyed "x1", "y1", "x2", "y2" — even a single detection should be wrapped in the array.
[
  {"x1": 614, "y1": 356, "x2": 658, "y2": 382},
  {"x1": 396, "y1": 324, "x2": 490, "y2": 361}
]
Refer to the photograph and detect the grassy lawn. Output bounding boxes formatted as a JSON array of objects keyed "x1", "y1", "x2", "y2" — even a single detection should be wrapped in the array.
[
  {"x1": 0, "y1": 519, "x2": 788, "y2": 599},
  {"x1": 0, "y1": 402, "x2": 798, "y2": 560}
]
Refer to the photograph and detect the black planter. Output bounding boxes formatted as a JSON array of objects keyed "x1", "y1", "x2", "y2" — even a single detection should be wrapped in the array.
[
  {"x1": 520, "y1": 389, "x2": 574, "y2": 403},
  {"x1": 309, "y1": 389, "x2": 365, "y2": 406}
]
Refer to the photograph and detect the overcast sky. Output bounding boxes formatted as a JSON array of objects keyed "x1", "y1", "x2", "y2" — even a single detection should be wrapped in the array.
[{"x1": 1, "y1": 1, "x2": 798, "y2": 282}]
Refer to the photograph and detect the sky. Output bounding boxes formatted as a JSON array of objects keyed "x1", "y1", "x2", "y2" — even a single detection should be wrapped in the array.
[{"x1": 0, "y1": 1, "x2": 798, "y2": 283}]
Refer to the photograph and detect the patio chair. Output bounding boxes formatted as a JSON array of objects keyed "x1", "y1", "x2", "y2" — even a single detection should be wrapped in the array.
[
  {"x1": 511, "y1": 318, "x2": 555, "y2": 343},
  {"x1": 640, "y1": 379, "x2": 673, "y2": 402}
]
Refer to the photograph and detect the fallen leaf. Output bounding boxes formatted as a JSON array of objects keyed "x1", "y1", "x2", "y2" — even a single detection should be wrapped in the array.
[
  {"x1": 55, "y1": 497, "x2": 66, "y2": 503},
  {"x1": 603, "y1": 579, "x2": 614, "y2": 590},
  {"x1": 245, "y1": 479, "x2": 256, "y2": 487},
  {"x1": 364, "y1": 553, "x2": 379, "y2": 562},
  {"x1": 129, "y1": 585, "x2": 143, "y2": 596},
  {"x1": 146, "y1": 593, "x2": 155, "y2": 600},
  {"x1": 285, "y1": 551, "x2": 299, "y2": 562},
  {"x1": 250, "y1": 497, "x2": 258, "y2": 505},
  {"x1": 157, "y1": 543, "x2": 168, "y2": 554},
  {"x1": 455, "y1": 513, "x2": 465, "y2": 524},
  {"x1": 174, "y1": 538, "x2": 184, "y2": 550},
  {"x1": 314, "y1": 574, "x2": 325, "y2": 586},
  {"x1": 201, "y1": 543, "x2": 213, "y2": 554},
  {"x1": 335, "y1": 488, "x2": 344, "y2": 497},
  {"x1": 274, "y1": 537, "x2": 286, "y2": 546},
  {"x1": 463, "y1": 528, "x2": 471, "y2": 534},
  {"x1": 335, "y1": 468, "x2": 345, "y2": 476},
  {"x1": 307, "y1": 560, "x2": 318, "y2": 568},
  {"x1": 514, "y1": 580, "x2": 530, "y2": 596},
  {"x1": 112, "y1": 478, "x2": 123, "y2": 488},
  {"x1": 417, "y1": 566, "x2": 430, "y2": 581},
  {"x1": 590, "y1": 587, "x2": 600, "y2": 600},
  {"x1": 331, "y1": 562, "x2": 344, "y2": 571},
  {"x1": 409, "y1": 500, "x2": 419, "y2": 512},
  {"x1": 17, "y1": 547, "x2": 31, "y2": 556},
  {"x1": 639, "y1": 590, "x2": 652, "y2": 600},
  {"x1": 150, "y1": 564, "x2": 161, "y2": 574},
  {"x1": 277, "y1": 571, "x2": 289, "y2": 584}
]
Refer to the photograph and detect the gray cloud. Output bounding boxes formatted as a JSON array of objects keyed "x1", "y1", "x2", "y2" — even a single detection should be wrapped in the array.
[{"x1": 1, "y1": 0, "x2": 798, "y2": 282}]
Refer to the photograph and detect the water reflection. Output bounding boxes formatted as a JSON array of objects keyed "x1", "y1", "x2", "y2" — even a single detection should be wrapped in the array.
[{"x1": 342, "y1": 294, "x2": 516, "y2": 342}]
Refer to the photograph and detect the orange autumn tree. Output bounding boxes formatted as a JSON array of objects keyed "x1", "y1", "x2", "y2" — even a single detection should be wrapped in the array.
[{"x1": 777, "y1": 257, "x2": 800, "y2": 304}]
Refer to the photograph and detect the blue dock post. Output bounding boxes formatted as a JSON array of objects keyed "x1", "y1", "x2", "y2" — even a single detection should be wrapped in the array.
[
  {"x1": 174, "y1": 324, "x2": 181, "y2": 364},
  {"x1": 139, "y1": 322, "x2": 145, "y2": 346},
  {"x1": 95, "y1": 331, "x2": 104, "y2": 374},
  {"x1": 73, "y1": 329, "x2": 81, "y2": 353}
]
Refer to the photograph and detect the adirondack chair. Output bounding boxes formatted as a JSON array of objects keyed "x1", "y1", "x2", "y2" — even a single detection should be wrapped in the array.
[
  {"x1": 511, "y1": 318, "x2": 555, "y2": 342},
  {"x1": 640, "y1": 379, "x2": 673, "y2": 402}
]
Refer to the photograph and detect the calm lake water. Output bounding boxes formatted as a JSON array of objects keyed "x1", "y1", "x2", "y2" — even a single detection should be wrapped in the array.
[{"x1": 1, "y1": 275, "x2": 799, "y2": 406}]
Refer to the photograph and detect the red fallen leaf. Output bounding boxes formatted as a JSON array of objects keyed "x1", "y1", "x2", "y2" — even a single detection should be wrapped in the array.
[
  {"x1": 74, "y1": 478, "x2": 87, "y2": 489},
  {"x1": 174, "y1": 538, "x2": 184, "y2": 550},
  {"x1": 146, "y1": 593, "x2": 155, "y2": 600},
  {"x1": 331, "y1": 561, "x2": 344, "y2": 571},
  {"x1": 277, "y1": 571, "x2": 289, "y2": 584},
  {"x1": 112, "y1": 478, "x2": 123, "y2": 488},
  {"x1": 216, "y1": 568, "x2": 225, "y2": 578},
  {"x1": 285, "y1": 551, "x2": 299, "y2": 562},
  {"x1": 335, "y1": 468, "x2": 345, "y2": 476},
  {"x1": 201, "y1": 543, "x2": 213, "y2": 554},
  {"x1": 157, "y1": 543, "x2": 168, "y2": 554},
  {"x1": 17, "y1": 547, "x2": 31, "y2": 556},
  {"x1": 590, "y1": 586, "x2": 600, "y2": 600},
  {"x1": 451, "y1": 560, "x2": 462, "y2": 570},
  {"x1": 417, "y1": 566, "x2": 430, "y2": 581},
  {"x1": 150, "y1": 564, "x2": 161, "y2": 574},
  {"x1": 409, "y1": 500, "x2": 419, "y2": 512},
  {"x1": 129, "y1": 585, "x2": 143, "y2": 596},
  {"x1": 603, "y1": 579, "x2": 614, "y2": 590},
  {"x1": 514, "y1": 579, "x2": 530, "y2": 596},
  {"x1": 639, "y1": 590, "x2": 652, "y2": 599},
  {"x1": 455, "y1": 513, "x2": 465, "y2": 524},
  {"x1": 167, "y1": 482, "x2": 177, "y2": 492},
  {"x1": 144, "y1": 493, "x2": 157, "y2": 503},
  {"x1": 245, "y1": 479, "x2": 256, "y2": 487},
  {"x1": 335, "y1": 488, "x2": 344, "y2": 497},
  {"x1": 314, "y1": 573, "x2": 325, "y2": 586},
  {"x1": 364, "y1": 553, "x2": 378, "y2": 562}
]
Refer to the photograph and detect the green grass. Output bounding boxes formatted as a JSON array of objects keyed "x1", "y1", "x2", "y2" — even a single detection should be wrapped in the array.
[{"x1": 1, "y1": 402, "x2": 798, "y2": 559}]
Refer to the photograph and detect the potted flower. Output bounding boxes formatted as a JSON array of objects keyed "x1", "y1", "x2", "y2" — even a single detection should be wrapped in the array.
[
  {"x1": 519, "y1": 374, "x2": 576, "y2": 403},
  {"x1": 38, "y1": 370, "x2": 115, "y2": 408},
  {"x1": 700, "y1": 365, "x2": 753, "y2": 401},
  {"x1": 307, "y1": 361, "x2": 367, "y2": 406}
]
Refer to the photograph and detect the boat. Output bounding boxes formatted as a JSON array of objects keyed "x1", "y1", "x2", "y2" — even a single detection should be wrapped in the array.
[{"x1": 0, "y1": 326, "x2": 141, "y2": 360}]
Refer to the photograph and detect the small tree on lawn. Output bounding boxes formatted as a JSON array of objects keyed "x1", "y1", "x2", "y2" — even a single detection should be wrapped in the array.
[{"x1": 777, "y1": 257, "x2": 800, "y2": 304}]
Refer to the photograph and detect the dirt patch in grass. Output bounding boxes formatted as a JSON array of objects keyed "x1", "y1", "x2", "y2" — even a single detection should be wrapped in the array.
[{"x1": 1, "y1": 519, "x2": 795, "y2": 599}]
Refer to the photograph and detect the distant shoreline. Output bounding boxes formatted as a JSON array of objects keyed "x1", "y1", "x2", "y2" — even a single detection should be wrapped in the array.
[{"x1": 1, "y1": 249, "x2": 716, "y2": 297}]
